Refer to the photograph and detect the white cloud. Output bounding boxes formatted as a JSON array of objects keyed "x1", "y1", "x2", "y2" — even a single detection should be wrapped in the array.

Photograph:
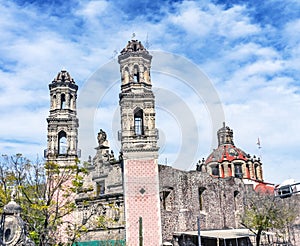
[
  {"x1": 225, "y1": 43, "x2": 280, "y2": 62},
  {"x1": 76, "y1": 0, "x2": 109, "y2": 19},
  {"x1": 216, "y1": 5, "x2": 260, "y2": 38},
  {"x1": 169, "y1": 2, "x2": 215, "y2": 37},
  {"x1": 168, "y1": 2, "x2": 260, "y2": 40},
  {"x1": 0, "y1": 0, "x2": 299, "y2": 184},
  {"x1": 238, "y1": 59, "x2": 284, "y2": 78}
]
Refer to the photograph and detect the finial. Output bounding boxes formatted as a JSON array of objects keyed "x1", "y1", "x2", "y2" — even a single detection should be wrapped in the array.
[
  {"x1": 145, "y1": 33, "x2": 150, "y2": 49},
  {"x1": 131, "y1": 32, "x2": 136, "y2": 39},
  {"x1": 111, "y1": 49, "x2": 118, "y2": 59},
  {"x1": 223, "y1": 122, "x2": 225, "y2": 127}
]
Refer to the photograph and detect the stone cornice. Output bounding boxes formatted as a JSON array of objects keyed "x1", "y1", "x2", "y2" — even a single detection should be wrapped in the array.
[{"x1": 49, "y1": 81, "x2": 78, "y2": 90}]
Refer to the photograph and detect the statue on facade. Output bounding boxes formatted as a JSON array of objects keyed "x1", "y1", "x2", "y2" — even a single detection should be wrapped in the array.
[
  {"x1": 97, "y1": 129, "x2": 107, "y2": 145},
  {"x1": 97, "y1": 129, "x2": 110, "y2": 150}
]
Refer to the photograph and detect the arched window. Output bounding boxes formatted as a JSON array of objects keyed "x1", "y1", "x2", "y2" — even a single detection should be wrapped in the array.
[
  {"x1": 124, "y1": 67, "x2": 129, "y2": 83},
  {"x1": 198, "y1": 187, "x2": 206, "y2": 211},
  {"x1": 70, "y1": 94, "x2": 73, "y2": 109},
  {"x1": 211, "y1": 165, "x2": 219, "y2": 176},
  {"x1": 234, "y1": 190, "x2": 239, "y2": 211},
  {"x1": 134, "y1": 108, "x2": 144, "y2": 135},
  {"x1": 58, "y1": 131, "x2": 67, "y2": 155},
  {"x1": 133, "y1": 65, "x2": 140, "y2": 83},
  {"x1": 61, "y1": 94, "x2": 66, "y2": 109}
]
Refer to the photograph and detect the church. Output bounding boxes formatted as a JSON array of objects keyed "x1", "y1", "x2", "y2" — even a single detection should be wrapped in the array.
[{"x1": 44, "y1": 39, "x2": 299, "y2": 245}]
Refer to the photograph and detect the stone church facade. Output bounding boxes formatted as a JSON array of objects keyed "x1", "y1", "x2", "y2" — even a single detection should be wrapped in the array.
[{"x1": 44, "y1": 40, "x2": 299, "y2": 245}]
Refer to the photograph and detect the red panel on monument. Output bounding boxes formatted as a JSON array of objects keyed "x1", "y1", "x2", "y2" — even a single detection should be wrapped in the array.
[{"x1": 124, "y1": 159, "x2": 162, "y2": 245}]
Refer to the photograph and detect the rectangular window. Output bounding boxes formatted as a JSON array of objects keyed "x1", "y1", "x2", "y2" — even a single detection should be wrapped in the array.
[
  {"x1": 234, "y1": 164, "x2": 243, "y2": 178},
  {"x1": 96, "y1": 181, "x2": 105, "y2": 196},
  {"x1": 134, "y1": 117, "x2": 143, "y2": 135},
  {"x1": 162, "y1": 190, "x2": 172, "y2": 211}
]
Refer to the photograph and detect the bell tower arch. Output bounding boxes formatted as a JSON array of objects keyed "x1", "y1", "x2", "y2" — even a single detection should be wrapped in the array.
[
  {"x1": 46, "y1": 69, "x2": 79, "y2": 165},
  {"x1": 118, "y1": 40, "x2": 162, "y2": 245}
]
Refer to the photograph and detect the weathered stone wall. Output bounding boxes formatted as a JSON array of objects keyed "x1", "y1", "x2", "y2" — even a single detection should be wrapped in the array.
[
  {"x1": 74, "y1": 136, "x2": 126, "y2": 243},
  {"x1": 159, "y1": 165, "x2": 300, "y2": 246},
  {"x1": 75, "y1": 161, "x2": 300, "y2": 246},
  {"x1": 75, "y1": 196, "x2": 125, "y2": 243},
  {"x1": 159, "y1": 165, "x2": 246, "y2": 243}
]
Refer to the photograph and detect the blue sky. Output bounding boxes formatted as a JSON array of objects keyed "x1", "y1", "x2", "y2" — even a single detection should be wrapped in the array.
[{"x1": 0, "y1": 0, "x2": 300, "y2": 184}]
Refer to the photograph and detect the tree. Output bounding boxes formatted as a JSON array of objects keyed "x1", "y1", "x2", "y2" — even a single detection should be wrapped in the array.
[
  {"x1": 241, "y1": 190, "x2": 299, "y2": 246},
  {"x1": 0, "y1": 154, "x2": 88, "y2": 245},
  {"x1": 0, "y1": 154, "x2": 124, "y2": 245}
]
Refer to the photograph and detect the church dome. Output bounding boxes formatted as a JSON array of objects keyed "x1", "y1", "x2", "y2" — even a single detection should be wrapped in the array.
[
  {"x1": 206, "y1": 122, "x2": 249, "y2": 164},
  {"x1": 206, "y1": 144, "x2": 248, "y2": 164},
  {"x1": 199, "y1": 123, "x2": 263, "y2": 182}
]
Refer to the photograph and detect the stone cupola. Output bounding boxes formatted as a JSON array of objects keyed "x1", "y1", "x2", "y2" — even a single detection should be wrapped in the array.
[{"x1": 217, "y1": 122, "x2": 234, "y2": 146}]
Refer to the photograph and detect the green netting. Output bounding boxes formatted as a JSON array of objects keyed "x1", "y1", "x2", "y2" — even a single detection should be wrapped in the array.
[{"x1": 73, "y1": 240, "x2": 126, "y2": 246}]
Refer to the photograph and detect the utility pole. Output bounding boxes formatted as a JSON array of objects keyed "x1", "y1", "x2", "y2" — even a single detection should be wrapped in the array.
[
  {"x1": 139, "y1": 217, "x2": 143, "y2": 246},
  {"x1": 197, "y1": 216, "x2": 201, "y2": 246}
]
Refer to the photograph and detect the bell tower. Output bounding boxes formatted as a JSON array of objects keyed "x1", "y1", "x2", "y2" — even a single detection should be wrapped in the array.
[
  {"x1": 46, "y1": 69, "x2": 79, "y2": 165},
  {"x1": 118, "y1": 40, "x2": 162, "y2": 245}
]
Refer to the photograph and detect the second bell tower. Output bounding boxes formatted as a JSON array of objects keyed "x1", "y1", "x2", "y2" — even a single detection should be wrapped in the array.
[
  {"x1": 118, "y1": 40, "x2": 162, "y2": 245},
  {"x1": 46, "y1": 69, "x2": 79, "y2": 166}
]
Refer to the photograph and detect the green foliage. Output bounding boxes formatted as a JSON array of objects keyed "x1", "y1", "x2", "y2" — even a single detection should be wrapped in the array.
[
  {"x1": 0, "y1": 154, "x2": 88, "y2": 245},
  {"x1": 97, "y1": 215, "x2": 108, "y2": 229},
  {"x1": 0, "y1": 154, "x2": 122, "y2": 245},
  {"x1": 241, "y1": 191, "x2": 299, "y2": 246}
]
